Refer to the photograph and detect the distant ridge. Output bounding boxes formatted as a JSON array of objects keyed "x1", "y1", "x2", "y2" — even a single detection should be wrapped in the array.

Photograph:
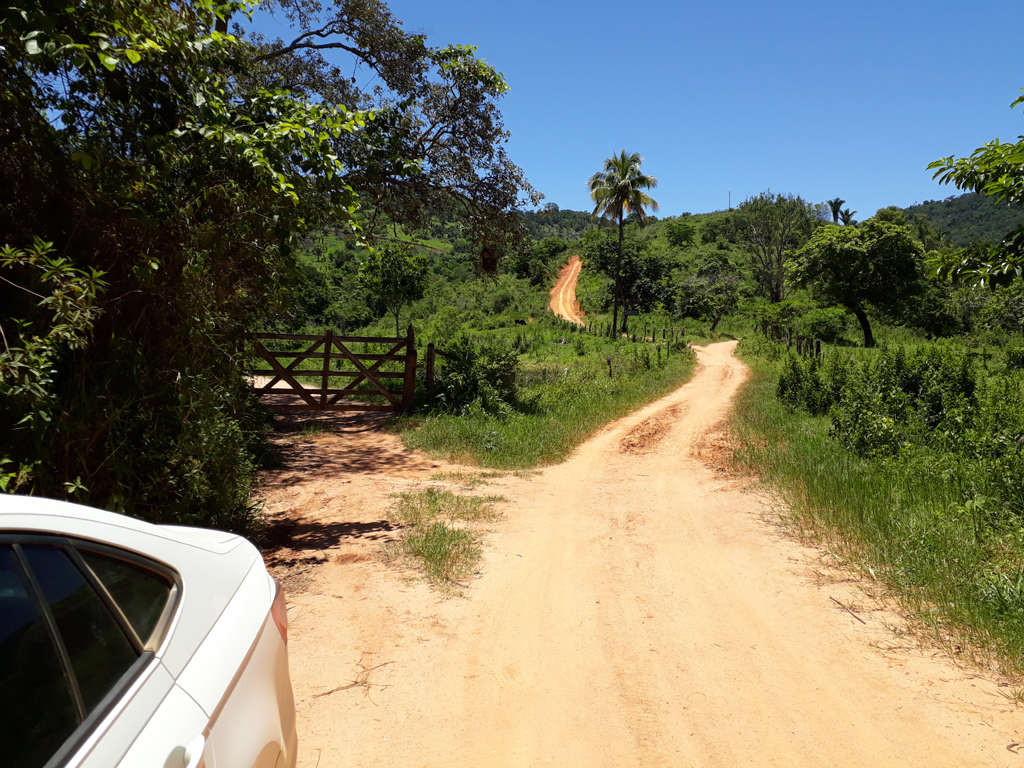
[{"x1": 902, "y1": 193, "x2": 1024, "y2": 247}]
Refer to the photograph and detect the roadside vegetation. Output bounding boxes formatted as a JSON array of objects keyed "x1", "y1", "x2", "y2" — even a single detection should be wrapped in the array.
[{"x1": 383, "y1": 487, "x2": 504, "y2": 589}]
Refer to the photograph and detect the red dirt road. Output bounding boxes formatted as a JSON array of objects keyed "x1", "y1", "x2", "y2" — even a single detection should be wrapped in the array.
[
  {"x1": 549, "y1": 254, "x2": 585, "y2": 324},
  {"x1": 262, "y1": 342, "x2": 1024, "y2": 767}
]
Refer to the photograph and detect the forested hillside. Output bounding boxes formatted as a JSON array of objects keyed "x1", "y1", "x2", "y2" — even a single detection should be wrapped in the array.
[{"x1": 903, "y1": 193, "x2": 1024, "y2": 246}]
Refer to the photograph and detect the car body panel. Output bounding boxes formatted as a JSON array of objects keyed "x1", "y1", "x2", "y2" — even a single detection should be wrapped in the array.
[{"x1": 1, "y1": 497, "x2": 297, "y2": 768}]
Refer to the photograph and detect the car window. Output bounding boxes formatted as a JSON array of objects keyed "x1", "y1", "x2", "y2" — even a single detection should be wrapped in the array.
[
  {"x1": 21, "y1": 544, "x2": 137, "y2": 712},
  {"x1": 0, "y1": 545, "x2": 80, "y2": 768},
  {"x1": 80, "y1": 549, "x2": 173, "y2": 647}
]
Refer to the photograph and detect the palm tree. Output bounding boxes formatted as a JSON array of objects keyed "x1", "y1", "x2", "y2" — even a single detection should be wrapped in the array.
[
  {"x1": 827, "y1": 197, "x2": 846, "y2": 224},
  {"x1": 839, "y1": 208, "x2": 857, "y2": 226},
  {"x1": 588, "y1": 150, "x2": 659, "y2": 336}
]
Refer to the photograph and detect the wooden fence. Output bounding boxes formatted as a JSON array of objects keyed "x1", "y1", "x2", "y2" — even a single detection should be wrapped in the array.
[
  {"x1": 247, "y1": 327, "x2": 417, "y2": 413},
  {"x1": 758, "y1": 321, "x2": 822, "y2": 357}
]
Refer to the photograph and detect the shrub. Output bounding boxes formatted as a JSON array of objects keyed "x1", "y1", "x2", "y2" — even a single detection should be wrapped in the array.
[
  {"x1": 798, "y1": 307, "x2": 851, "y2": 343},
  {"x1": 432, "y1": 335, "x2": 523, "y2": 415}
]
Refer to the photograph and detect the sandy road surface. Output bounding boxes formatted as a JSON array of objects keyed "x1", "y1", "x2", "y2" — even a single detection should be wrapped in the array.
[
  {"x1": 550, "y1": 254, "x2": 585, "y2": 324},
  {"x1": 262, "y1": 342, "x2": 1023, "y2": 767}
]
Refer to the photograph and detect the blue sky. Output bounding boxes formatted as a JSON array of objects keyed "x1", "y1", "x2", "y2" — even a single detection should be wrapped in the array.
[{"x1": 254, "y1": 1, "x2": 1024, "y2": 219}]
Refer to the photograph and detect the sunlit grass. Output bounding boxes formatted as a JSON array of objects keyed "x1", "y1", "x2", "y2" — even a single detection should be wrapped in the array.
[{"x1": 732, "y1": 344, "x2": 1024, "y2": 675}]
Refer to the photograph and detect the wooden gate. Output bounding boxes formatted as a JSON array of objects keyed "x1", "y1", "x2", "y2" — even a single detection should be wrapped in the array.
[{"x1": 247, "y1": 327, "x2": 417, "y2": 413}]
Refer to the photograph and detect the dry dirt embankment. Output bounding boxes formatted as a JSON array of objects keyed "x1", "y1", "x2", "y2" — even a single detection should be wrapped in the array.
[
  {"x1": 260, "y1": 342, "x2": 1023, "y2": 767},
  {"x1": 549, "y1": 254, "x2": 585, "y2": 324}
]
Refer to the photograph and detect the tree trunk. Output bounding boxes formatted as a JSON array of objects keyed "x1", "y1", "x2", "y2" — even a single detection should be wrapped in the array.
[
  {"x1": 710, "y1": 313, "x2": 722, "y2": 333},
  {"x1": 851, "y1": 305, "x2": 874, "y2": 347},
  {"x1": 394, "y1": 308, "x2": 401, "y2": 338},
  {"x1": 606, "y1": 214, "x2": 622, "y2": 339}
]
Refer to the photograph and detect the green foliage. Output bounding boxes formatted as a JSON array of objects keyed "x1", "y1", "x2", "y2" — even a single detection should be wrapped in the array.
[
  {"x1": 0, "y1": 0, "x2": 535, "y2": 530},
  {"x1": 928, "y1": 90, "x2": 1024, "y2": 286},
  {"x1": 432, "y1": 335, "x2": 524, "y2": 416},
  {"x1": 790, "y1": 213, "x2": 924, "y2": 347},
  {"x1": 734, "y1": 191, "x2": 820, "y2": 303},
  {"x1": 734, "y1": 349, "x2": 1024, "y2": 674},
  {"x1": 587, "y1": 150, "x2": 660, "y2": 334},
  {"x1": 406, "y1": 333, "x2": 696, "y2": 468},
  {"x1": 581, "y1": 230, "x2": 672, "y2": 316},
  {"x1": 675, "y1": 253, "x2": 741, "y2": 332},
  {"x1": 503, "y1": 237, "x2": 569, "y2": 286},
  {"x1": 664, "y1": 218, "x2": 697, "y2": 249},
  {"x1": 903, "y1": 193, "x2": 1024, "y2": 248},
  {"x1": 357, "y1": 244, "x2": 430, "y2": 336},
  {"x1": 797, "y1": 307, "x2": 851, "y2": 343}
]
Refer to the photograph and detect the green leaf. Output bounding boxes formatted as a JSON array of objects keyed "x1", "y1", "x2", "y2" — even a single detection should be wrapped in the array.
[
  {"x1": 99, "y1": 53, "x2": 118, "y2": 71},
  {"x1": 125, "y1": 49, "x2": 141, "y2": 64}
]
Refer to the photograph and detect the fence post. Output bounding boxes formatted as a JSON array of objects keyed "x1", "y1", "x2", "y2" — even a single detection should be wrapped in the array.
[
  {"x1": 403, "y1": 325, "x2": 417, "y2": 413},
  {"x1": 321, "y1": 329, "x2": 333, "y2": 407},
  {"x1": 426, "y1": 342, "x2": 436, "y2": 397}
]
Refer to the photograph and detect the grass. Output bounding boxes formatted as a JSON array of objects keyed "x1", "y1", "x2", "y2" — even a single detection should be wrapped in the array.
[
  {"x1": 732, "y1": 338, "x2": 1024, "y2": 677},
  {"x1": 401, "y1": 331, "x2": 697, "y2": 468},
  {"x1": 383, "y1": 488, "x2": 505, "y2": 589}
]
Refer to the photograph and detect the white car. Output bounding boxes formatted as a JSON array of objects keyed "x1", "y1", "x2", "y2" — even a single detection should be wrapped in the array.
[{"x1": 0, "y1": 496, "x2": 297, "y2": 768}]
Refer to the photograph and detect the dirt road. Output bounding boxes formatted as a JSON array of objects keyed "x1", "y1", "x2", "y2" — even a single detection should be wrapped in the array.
[
  {"x1": 262, "y1": 342, "x2": 1022, "y2": 767},
  {"x1": 549, "y1": 254, "x2": 585, "y2": 324}
]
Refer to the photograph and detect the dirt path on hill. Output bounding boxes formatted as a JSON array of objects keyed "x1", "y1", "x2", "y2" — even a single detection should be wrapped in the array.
[
  {"x1": 549, "y1": 254, "x2": 585, "y2": 324},
  {"x1": 260, "y1": 342, "x2": 1023, "y2": 767}
]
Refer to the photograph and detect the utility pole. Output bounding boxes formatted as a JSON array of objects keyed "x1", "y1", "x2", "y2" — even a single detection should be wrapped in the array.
[{"x1": 728, "y1": 191, "x2": 731, "y2": 210}]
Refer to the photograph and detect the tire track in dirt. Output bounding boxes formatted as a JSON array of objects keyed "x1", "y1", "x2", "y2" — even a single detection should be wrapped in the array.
[{"x1": 549, "y1": 254, "x2": 585, "y2": 324}]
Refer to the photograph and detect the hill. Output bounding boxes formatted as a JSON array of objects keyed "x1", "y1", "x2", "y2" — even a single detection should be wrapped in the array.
[{"x1": 902, "y1": 193, "x2": 1024, "y2": 246}]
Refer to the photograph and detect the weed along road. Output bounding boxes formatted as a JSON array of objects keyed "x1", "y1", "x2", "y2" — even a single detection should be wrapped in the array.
[{"x1": 272, "y1": 342, "x2": 1022, "y2": 767}]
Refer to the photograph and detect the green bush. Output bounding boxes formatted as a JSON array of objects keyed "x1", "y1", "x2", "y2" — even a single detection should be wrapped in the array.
[
  {"x1": 798, "y1": 307, "x2": 851, "y2": 343},
  {"x1": 432, "y1": 335, "x2": 524, "y2": 416}
]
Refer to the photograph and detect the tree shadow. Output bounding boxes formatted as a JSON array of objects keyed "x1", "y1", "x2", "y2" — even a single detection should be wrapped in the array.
[{"x1": 260, "y1": 517, "x2": 398, "y2": 567}]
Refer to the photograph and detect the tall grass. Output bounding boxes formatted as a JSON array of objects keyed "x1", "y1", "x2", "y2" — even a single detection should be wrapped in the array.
[{"x1": 733, "y1": 340, "x2": 1024, "y2": 674}]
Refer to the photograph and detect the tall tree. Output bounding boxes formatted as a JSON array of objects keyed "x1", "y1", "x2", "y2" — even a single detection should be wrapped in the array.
[
  {"x1": 839, "y1": 208, "x2": 858, "y2": 227},
  {"x1": 0, "y1": 0, "x2": 536, "y2": 527},
  {"x1": 243, "y1": 0, "x2": 541, "y2": 267},
  {"x1": 357, "y1": 245, "x2": 430, "y2": 336},
  {"x1": 790, "y1": 211, "x2": 923, "y2": 347},
  {"x1": 929, "y1": 89, "x2": 1024, "y2": 286},
  {"x1": 827, "y1": 198, "x2": 846, "y2": 225},
  {"x1": 734, "y1": 191, "x2": 817, "y2": 303},
  {"x1": 587, "y1": 150, "x2": 659, "y2": 335}
]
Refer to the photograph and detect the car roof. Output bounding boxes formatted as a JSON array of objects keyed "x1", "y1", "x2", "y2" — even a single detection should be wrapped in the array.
[{"x1": 0, "y1": 495, "x2": 242, "y2": 554}]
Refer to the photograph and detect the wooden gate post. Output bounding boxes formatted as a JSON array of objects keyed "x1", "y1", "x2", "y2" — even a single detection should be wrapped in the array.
[
  {"x1": 426, "y1": 342, "x2": 436, "y2": 397},
  {"x1": 321, "y1": 329, "x2": 333, "y2": 407},
  {"x1": 403, "y1": 325, "x2": 417, "y2": 413}
]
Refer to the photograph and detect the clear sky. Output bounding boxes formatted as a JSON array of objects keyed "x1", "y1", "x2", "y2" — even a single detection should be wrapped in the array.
[{"x1": 254, "y1": 0, "x2": 1024, "y2": 219}]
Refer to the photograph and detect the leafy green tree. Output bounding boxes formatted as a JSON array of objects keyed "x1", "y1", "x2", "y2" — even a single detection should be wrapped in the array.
[
  {"x1": 0, "y1": 0, "x2": 533, "y2": 527},
  {"x1": 734, "y1": 191, "x2": 818, "y2": 303},
  {"x1": 358, "y1": 245, "x2": 430, "y2": 336},
  {"x1": 1, "y1": 0, "x2": 367, "y2": 525},
  {"x1": 839, "y1": 208, "x2": 858, "y2": 226},
  {"x1": 665, "y1": 218, "x2": 697, "y2": 249},
  {"x1": 790, "y1": 213, "x2": 924, "y2": 347},
  {"x1": 503, "y1": 237, "x2": 568, "y2": 286},
  {"x1": 245, "y1": 0, "x2": 541, "y2": 266},
  {"x1": 675, "y1": 254, "x2": 741, "y2": 332},
  {"x1": 581, "y1": 230, "x2": 670, "y2": 319},
  {"x1": 928, "y1": 89, "x2": 1024, "y2": 286},
  {"x1": 587, "y1": 150, "x2": 659, "y2": 335},
  {"x1": 827, "y1": 198, "x2": 846, "y2": 225}
]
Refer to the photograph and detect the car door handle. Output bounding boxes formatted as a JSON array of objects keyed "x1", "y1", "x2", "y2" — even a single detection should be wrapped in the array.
[{"x1": 182, "y1": 734, "x2": 206, "y2": 768}]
